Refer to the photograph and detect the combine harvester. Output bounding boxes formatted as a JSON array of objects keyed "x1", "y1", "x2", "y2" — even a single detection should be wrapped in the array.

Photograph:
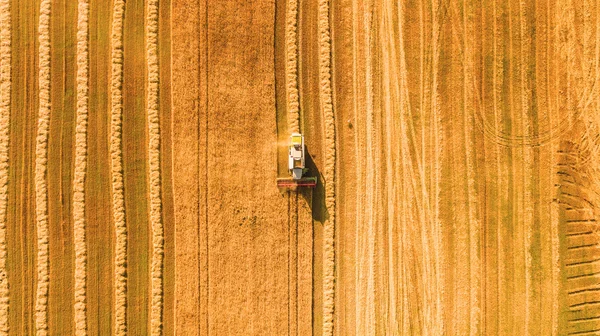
[{"x1": 277, "y1": 133, "x2": 317, "y2": 188}]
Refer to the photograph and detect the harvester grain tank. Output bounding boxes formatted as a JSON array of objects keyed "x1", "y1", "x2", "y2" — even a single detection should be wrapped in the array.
[{"x1": 277, "y1": 133, "x2": 317, "y2": 188}]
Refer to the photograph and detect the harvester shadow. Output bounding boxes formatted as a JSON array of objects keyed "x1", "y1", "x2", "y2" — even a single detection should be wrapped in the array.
[{"x1": 299, "y1": 148, "x2": 327, "y2": 223}]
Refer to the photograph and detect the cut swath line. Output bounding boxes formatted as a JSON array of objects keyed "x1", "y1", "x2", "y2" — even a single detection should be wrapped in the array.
[
  {"x1": 570, "y1": 301, "x2": 600, "y2": 309},
  {"x1": 568, "y1": 328, "x2": 600, "y2": 336},
  {"x1": 567, "y1": 271, "x2": 600, "y2": 280},
  {"x1": 74, "y1": 0, "x2": 90, "y2": 333},
  {"x1": 146, "y1": 0, "x2": 164, "y2": 334},
  {"x1": 567, "y1": 244, "x2": 599, "y2": 251},
  {"x1": 110, "y1": 0, "x2": 127, "y2": 335},
  {"x1": 568, "y1": 287, "x2": 600, "y2": 295},
  {"x1": 35, "y1": 1, "x2": 51, "y2": 334},
  {"x1": 569, "y1": 316, "x2": 600, "y2": 323},
  {"x1": 318, "y1": 0, "x2": 335, "y2": 334},
  {"x1": 0, "y1": 0, "x2": 9, "y2": 333},
  {"x1": 566, "y1": 258, "x2": 600, "y2": 267},
  {"x1": 285, "y1": 0, "x2": 300, "y2": 133},
  {"x1": 566, "y1": 231, "x2": 595, "y2": 237}
]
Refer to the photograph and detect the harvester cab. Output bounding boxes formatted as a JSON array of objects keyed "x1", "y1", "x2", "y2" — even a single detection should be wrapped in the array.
[{"x1": 277, "y1": 133, "x2": 317, "y2": 188}]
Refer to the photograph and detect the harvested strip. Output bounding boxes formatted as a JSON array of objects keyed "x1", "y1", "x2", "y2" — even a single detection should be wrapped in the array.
[
  {"x1": 35, "y1": 0, "x2": 51, "y2": 334},
  {"x1": 285, "y1": 0, "x2": 300, "y2": 132},
  {"x1": 146, "y1": 0, "x2": 163, "y2": 334},
  {"x1": 110, "y1": 0, "x2": 127, "y2": 334},
  {"x1": 73, "y1": 0, "x2": 90, "y2": 333},
  {"x1": 0, "y1": 0, "x2": 9, "y2": 333},
  {"x1": 318, "y1": 0, "x2": 335, "y2": 334}
]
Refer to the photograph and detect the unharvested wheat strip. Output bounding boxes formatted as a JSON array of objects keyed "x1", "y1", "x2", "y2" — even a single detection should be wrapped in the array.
[
  {"x1": 73, "y1": 0, "x2": 89, "y2": 334},
  {"x1": 146, "y1": 0, "x2": 163, "y2": 334},
  {"x1": 0, "y1": 0, "x2": 10, "y2": 333},
  {"x1": 35, "y1": 1, "x2": 51, "y2": 334},
  {"x1": 318, "y1": 0, "x2": 335, "y2": 334},
  {"x1": 110, "y1": 0, "x2": 126, "y2": 334},
  {"x1": 286, "y1": 0, "x2": 300, "y2": 133}
]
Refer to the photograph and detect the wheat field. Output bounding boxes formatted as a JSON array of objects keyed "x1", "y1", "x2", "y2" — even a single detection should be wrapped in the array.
[{"x1": 1, "y1": 0, "x2": 599, "y2": 335}]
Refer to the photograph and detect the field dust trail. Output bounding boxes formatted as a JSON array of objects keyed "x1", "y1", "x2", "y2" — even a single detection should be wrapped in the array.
[
  {"x1": 73, "y1": 0, "x2": 90, "y2": 333},
  {"x1": 34, "y1": 0, "x2": 51, "y2": 334},
  {"x1": 146, "y1": 0, "x2": 164, "y2": 334},
  {"x1": 109, "y1": 0, "x2": 126, "y2": 334},
  {"x1": 318, "y1": 0, "x2": 336, "y2": 334},
  {"x1": 0, "y1": 0, "x2": 8, "y2": 332}
]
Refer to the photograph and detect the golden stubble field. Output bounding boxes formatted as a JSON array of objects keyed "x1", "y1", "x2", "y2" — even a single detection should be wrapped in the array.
[{"x1": 1, "y1": 0, "x2": 599, "y2": 335}]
